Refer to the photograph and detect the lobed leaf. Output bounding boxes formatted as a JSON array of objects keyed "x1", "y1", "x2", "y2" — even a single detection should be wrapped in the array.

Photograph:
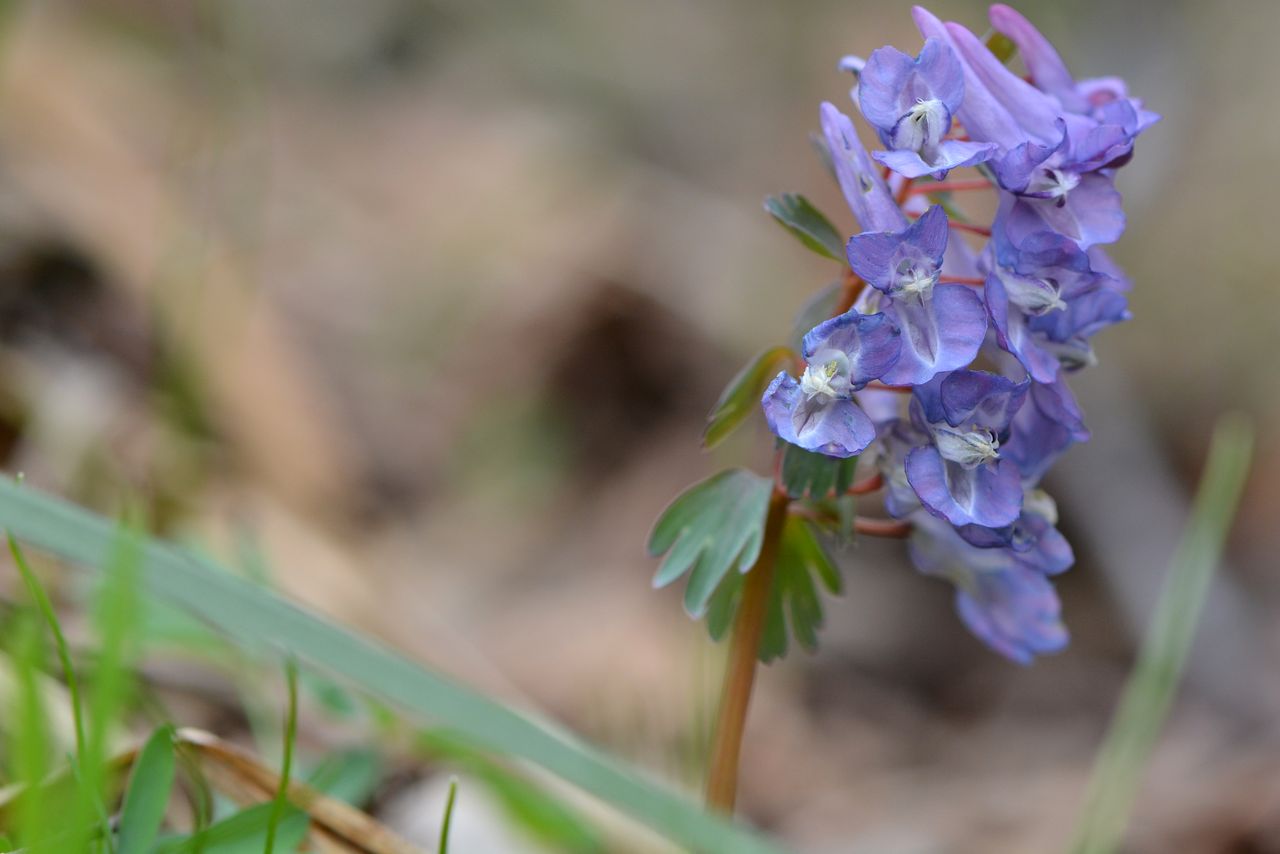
[
  {"x1": 648, "y1": 469, "x2": 774, "y2": 617},
  {"x1": 703, "y1": 346, "x2": 796, "y2": 449},
  {"x1": 764, "y1": 193, "x2": 846, "y2": 261}
]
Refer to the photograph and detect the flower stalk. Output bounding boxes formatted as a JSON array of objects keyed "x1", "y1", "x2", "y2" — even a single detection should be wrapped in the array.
[{"x1": 704, "y1": 488, "x2": 789, "y2": 813}]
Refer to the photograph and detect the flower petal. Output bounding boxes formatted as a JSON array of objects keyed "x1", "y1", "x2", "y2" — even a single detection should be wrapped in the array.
[
  {"x1": 905, "y1": 446, "x2": 1023, "y2": 527},
  {"x1": 820, "y1": 102, "x2": 907, "y2": 233},
  {"x1": 880, "y1": 284, "x2": 987, "y2": 386},
  {"x1": 761, "y1": 372, "x2": 877, "y2": 458},
  {"x1": 802, "y1": 310, "x2": 903, "y2": 387}
]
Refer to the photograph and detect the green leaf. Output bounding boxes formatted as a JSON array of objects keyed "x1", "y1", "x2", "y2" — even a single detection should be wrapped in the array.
[
  {"x1": 117, "y1": 725, "x2": 176, "y2": 854},
  {"x1": 1068, "y1": 415, "x2": 1253, "y2": 854},
  {"x1": 0, "y1": 478, "x2": 784, "y2": 854},
  {"x1": 648, "y1": 469, "x2": 774, "y2": 618},
  {"x1": 789, "y1": 280, "x2": 843, "y2": 352},
  {"x1": 984, "y1": 30, "x2": 1017, "y2": 64},
  {"x1": 438, "y1": 777, "x2": 458, "y2": 854},
  {"x1": 155, "y1": 803, "x2": 308, "y2": 854},
  {"x1": 703, "y1": 346, "x2": 795, "y2": 450},
  {"x1": 305, "y1": 748, "x2": 382, "y2": 807},
  {"x1": 763, "y1": 193, "x2": 846, "y2": 261},
  {"x1": 757, "y1": 515, "x2": 842, "y2": 663},
  {"x1": 780, "y1": 443, "x2": 856, "y2": 500}
]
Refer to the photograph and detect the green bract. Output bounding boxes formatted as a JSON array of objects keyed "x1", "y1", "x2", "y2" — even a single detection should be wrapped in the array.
[{"x1": 703, "y1": 347, "x2": 796, "y2": 450}]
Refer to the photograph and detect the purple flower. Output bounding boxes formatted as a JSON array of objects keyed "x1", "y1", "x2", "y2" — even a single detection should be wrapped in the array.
[
  {"x1": 985, "y1": 217, "x2": 1128, "y2": 382},
  {"x1": 857, "y1": 39, "x2": 997, "y2": 178},
  {"x1": 908, "y1": 510, "x2": 1069, "y2": 664},
  {"x1": 820, "y1": 102, "x2": 907, "y2": 233},
  {"x1": 904, "y1": 370, "x2": 1027, "y2": 528},
  {"x1": 1003, "y1": 376, "x2": 1091, "y2": 483},
  {"x1": 761, "y1": 311, "x2": 902, "y2": 457},
  {"x1": 847, "y1": 206, "x2": 987, "y2": 385},
  {"x1": 988, "y1": 3, "x2": 1161, "y2": 135}
]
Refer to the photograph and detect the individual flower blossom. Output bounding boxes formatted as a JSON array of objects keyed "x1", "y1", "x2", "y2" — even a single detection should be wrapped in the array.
[
  {"x1": 985, "y1": 213, "x2": 1129, "y2": 381},
  {"x1": 908, "y1": 510, "x2": 1069, "y2": 664},
  {"x1": 990, "y1": 121, "x2": 1127, "y2": 248},
  {"x1": 988, "y1": 3, "x2": 1161, "y2": 137},
  {"x1": 1003, "y1": 376, "x2": 1091, "y2": 483},
  {"x1": 903, "y1": 369, "x2": 1028, "y2": 528},
  {"x1": 847, "y1": 205, "x2": 988, "y2": 385},
  {"x1": 856, "y1": 39, "x2": 998, "y2": 178},
  {"x1": 761, "y1": 311, "x2": 902, "y2": 457},
  {"x1": 819, "y1": 101, "x2": 907, "y2": 233}
]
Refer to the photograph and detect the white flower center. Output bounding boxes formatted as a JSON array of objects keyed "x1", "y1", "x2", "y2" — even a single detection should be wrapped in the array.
[
  {"x1": 892, "y1": 98, "x2": 948, "y2": 156},
  {"x1": 935, "y1": 426, "x2": 1001, "y2": 469},
  {"x1": 799, "y1": 357, "x2": 848, "y2": 400},
  {"x1": 895, "y1": 262, "x2": 938, "y2": 300},
  {"x1": 1001, "y1": 270, "x2": 1067, "y2": 315},
  {"x1": 1031, "y1": 167, "x2": 1080, "y2": 201}
]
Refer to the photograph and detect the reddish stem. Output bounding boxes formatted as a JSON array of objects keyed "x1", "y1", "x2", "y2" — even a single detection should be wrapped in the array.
[
  {"x1": 848, "y1": 472, "x2": 883, "y2": 495},
  {"x1": 938, "y1": 275, "x2": 985, "y2": 286},
  {"x1": 909, "y1": 179, "x2": 992, "y2": 195},
  {"x1": 854, "y1": 517, "x2": 912, "y2": 538},
  {"x1": 894, "y1": 176, "x2": 916, "y2": 207},
  {"x1": 705, "y1": 490, "x2": 789, "y2": 812},
  {"x1": 909, "y1": 211, "x2": 993, "y2": 238},
  {"x1": 866, "y1": 381, "x2": 912, "y2": 394}
]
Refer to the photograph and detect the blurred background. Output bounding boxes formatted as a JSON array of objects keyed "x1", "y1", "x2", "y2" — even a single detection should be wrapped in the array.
[{"x1": 0, "y1": 0, "x2": 1276, "y2": 851}]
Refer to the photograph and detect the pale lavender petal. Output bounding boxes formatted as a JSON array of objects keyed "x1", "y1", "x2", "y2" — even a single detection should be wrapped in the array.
[
  {"x1": 880, "y1": 284, "x2": 987, "y2": 386},
  {"x1": 987, "y1": 4, "x2": 1083, "y2": 111},
  {"x1": 858, "y1": 45, "x2": 918, "y2": 131},
  {"x1": 905, "y1": 446, "x2": 1023, "y2": 527},
  {"x1": 820, "y1": 102, "x2": 907, "y2": 233},
  {"x1": 912, "y1": 6, "x2": 1025, "y2": 149},
  {"x1": 762, "y1": 372, "x2": 877, "y2": 458},
  {"x1": 945, "y1": 20, "x2": 1063, "y2": 144}
]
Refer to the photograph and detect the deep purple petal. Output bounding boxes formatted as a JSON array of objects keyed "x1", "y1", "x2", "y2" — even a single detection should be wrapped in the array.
[
  {"x1": 846, "y1": 230, "x2": 905, "y2": 290},
  {"x1": 801, "y1": 310, "x2": 903, "y2": 386},
  {"x1": 1004, "y1": 376, "x2": 1090, "y2": 482},
  {"x1": 820, "y1": 102, "x2": 907, "y2": 233},
  {"x1": 984, "y1": 270, "x2": 1062, "y2": 383},
  {"x1": 939, "y1": 369, "x2": 1028, "y2": 433}
]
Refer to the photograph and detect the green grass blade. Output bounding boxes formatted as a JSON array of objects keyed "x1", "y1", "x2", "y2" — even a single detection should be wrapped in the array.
[
  {"x1": 438, "y1": 776, "x2": 458, "y2": 854},
  {"x1": 8, "y1": 613, "x2": 52, "y2": 847},
  {"x1": 7, "y1": 533, "x2": 86, "y2": 761},
  {"x1": 0, "y1": 478, "x2": 785, "y2": 854},
  {"x1": 118, "y1": 725, "x2": 177, "y2": 854},
  {"x1": 1068, "y1": 414, "x2": 1254, "y2": 854},
  {"x1": 264, "y1": 659, "x2": 299, "y2": 854}
]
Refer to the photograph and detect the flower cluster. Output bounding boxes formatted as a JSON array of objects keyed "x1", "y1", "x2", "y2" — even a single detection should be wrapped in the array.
[{"x1": 761, "y1": 5, "x2": 1157, "y2": 663}]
